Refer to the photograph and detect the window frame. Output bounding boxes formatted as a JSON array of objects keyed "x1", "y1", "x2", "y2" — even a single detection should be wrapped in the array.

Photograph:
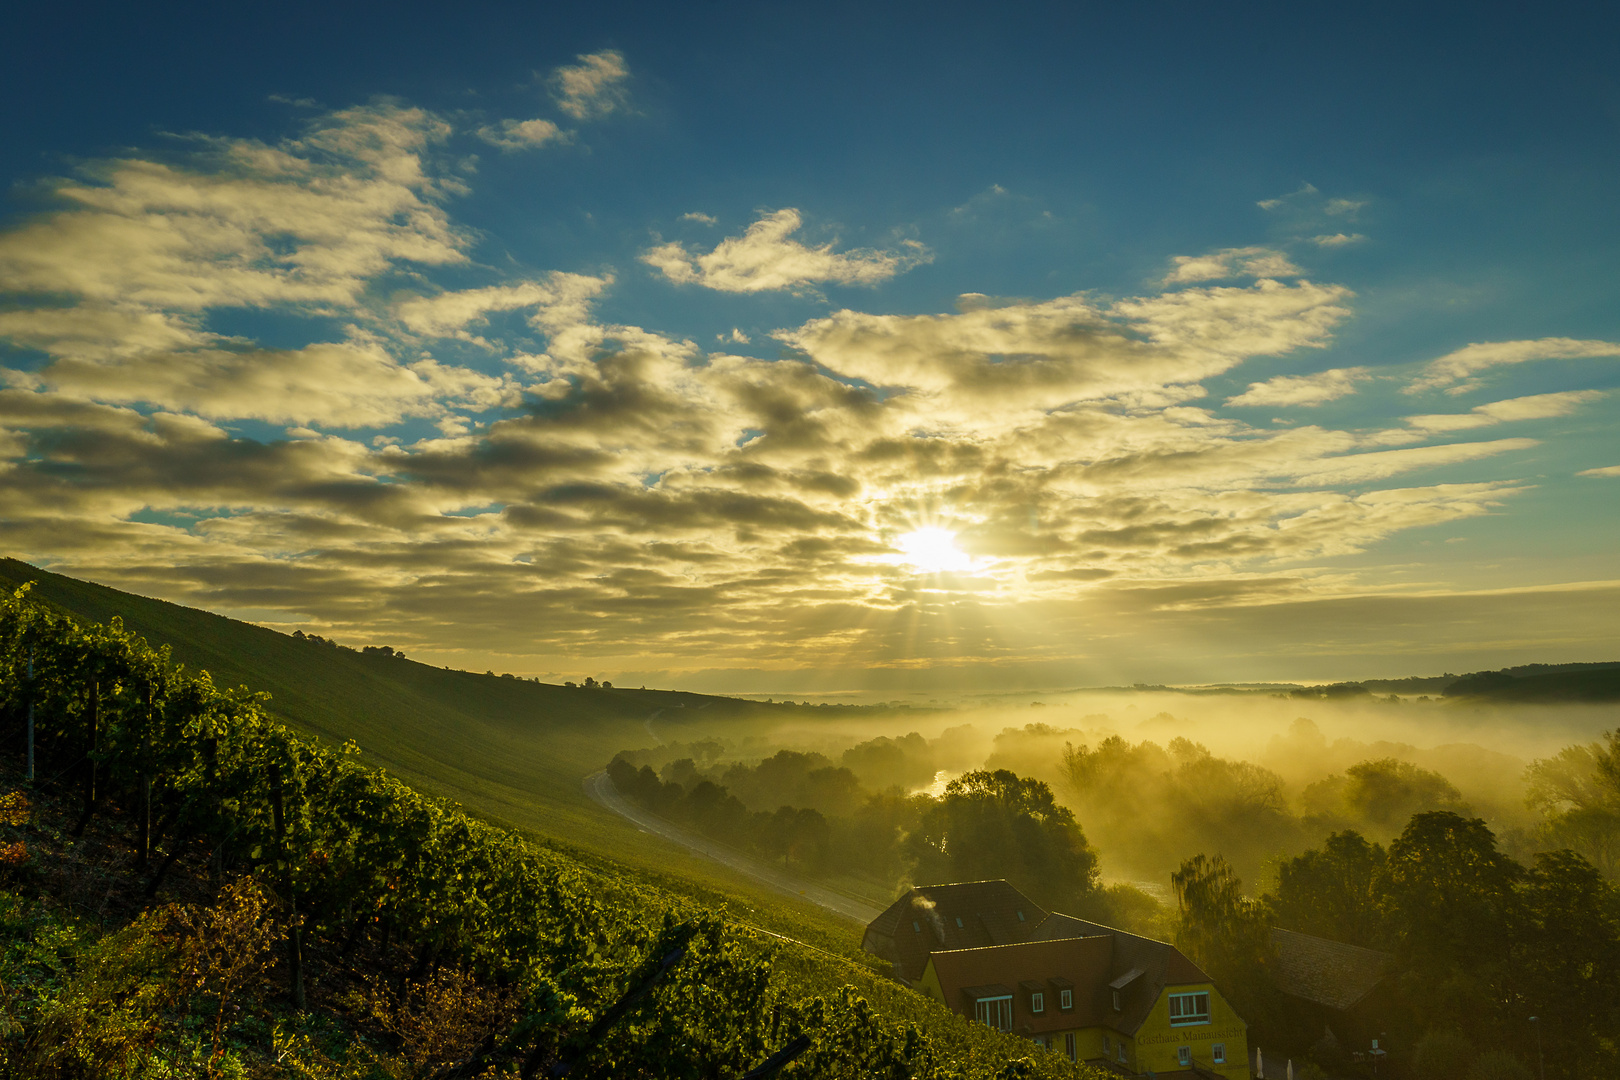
[
  {"x1": 1065, "y1": 1033, "x2": 1077, "y2": 1061},
  {"x1": 1112, "y1": 989, "x2": 1121, "y2": 1011},
  {"x1": 1168, "y1": 990, "x2": 1211, "y2": 1026},
  {"x1": 972, "y1": 995, "x2": 1013, "y2": 1032},
  {"x1": 1178, "y1": 1047, "x2": 1192, "y2": 1067},
  {"x1": 1213, "y1": 1043, "x2": 1227, "y2": 1065},
  {"x1": 1059, "y1": 988, "x2": 1073, "y2": 1011},
  {"x1": 1030, "y1": 991, "x2": 1045, "y2": 1014}
]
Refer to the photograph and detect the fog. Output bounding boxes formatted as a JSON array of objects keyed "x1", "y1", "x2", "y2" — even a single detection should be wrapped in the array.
[{"x1": 628, "y1": 690, "x2": 1619, "y2": 899}]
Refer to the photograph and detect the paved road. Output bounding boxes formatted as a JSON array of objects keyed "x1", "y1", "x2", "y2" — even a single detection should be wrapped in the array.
[{"x1": 583, "y1": 769, "x2": 885, "y2": 926}]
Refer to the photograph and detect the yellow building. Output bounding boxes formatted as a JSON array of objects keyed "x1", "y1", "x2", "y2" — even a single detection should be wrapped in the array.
[{"x1": 873, "y1": 885, "x2": 1248, "y2": 1078}]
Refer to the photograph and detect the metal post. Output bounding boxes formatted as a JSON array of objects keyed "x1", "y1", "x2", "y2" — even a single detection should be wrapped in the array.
[{"x1": 25, "y1": 650, "x2": 34, "y2": 782}]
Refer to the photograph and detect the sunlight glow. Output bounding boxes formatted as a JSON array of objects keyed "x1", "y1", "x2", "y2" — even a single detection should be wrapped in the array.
[{"x1": 895, "y1": 527, "x2": 973, "y2": 573}]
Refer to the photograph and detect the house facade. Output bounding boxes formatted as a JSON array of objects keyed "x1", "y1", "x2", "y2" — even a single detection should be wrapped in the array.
[{"x1": 869, "y1": 882, "x2": 1249, "y2": 1079}]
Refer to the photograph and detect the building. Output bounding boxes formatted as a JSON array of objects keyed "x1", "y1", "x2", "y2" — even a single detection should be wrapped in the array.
[
  {"x1": 1268, "y1": 927, "x2": 1396, "y2": 1053},
  {"x1": 861, "y1": 879, "x2": 1050, "y2": 984},
  {"x1": 867, "y1": 882, "x2": 1249, "y2": 1079}
]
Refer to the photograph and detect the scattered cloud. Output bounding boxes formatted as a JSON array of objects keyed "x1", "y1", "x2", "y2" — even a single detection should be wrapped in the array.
[
  {"x1": 1577, "y1": 465, "x2": 1620, "y2": 477},
  {"x1": 1257, "y1": 183, "x2": 1318, "y2": 211},
  {"x1": 1399, "y1": 390, "x2": 1605, "y2": 435},
  {"x1": 549, "y1": 50, "x2": 630, "y2": 120},
  {"x1": 681, "y1": 212, "x2": 718, "y2": 225},
  {"x1": 1325, "y1": 198, "x2": 1367, "y2": 216},
  {"x1": 1407, "y1": 337, "x2": 1620, "y2": 394},
  {"x1": 1163, "y1": 247, "x2": 1300, "y2": 285},
  {"x1": 0, "y1": 100, "x2": 1606, "y2": 678},
  {"x1": 1226, "y1": 367, "x2": 1370, "y2": 407},
  {"x1": 1313, "y1": 233, "x2": 1365, "y2": 247},
  {"x1": 641, "y1": 208, "x2": 931, "y2": 293},
  {"x1": 476, "y1": 117, "x2": 567, "y2": 151}
]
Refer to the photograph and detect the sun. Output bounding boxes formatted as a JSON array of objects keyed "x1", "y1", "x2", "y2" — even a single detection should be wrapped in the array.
[{"x1": 895, "y1": 527, "x2": 973, "y2": 573}]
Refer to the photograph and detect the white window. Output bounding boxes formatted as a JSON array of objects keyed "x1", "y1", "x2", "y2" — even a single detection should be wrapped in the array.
[
  {"x1": 974, "y1": 996, "x2": 1013, "y2": 1032},
  {"x1": 1178, "y1": 1047, "x2": 1192, "y2": 1067},
  {"x1": 1066, "y1": 1033, "x2": 1077, "y2": 1061},
  {"x1": 1103, "y1": 1036, "x2": 1112, "y2": 1054},
  {"x1": 1168, "y1": 991, "x2": 1211, "y2": 1026},
  {"x1": 1118, "y1": 1043, "x2": 1128, "y2": 1063},
  {"x1": 1060, "y1": 988, "x2": 1073, "y2": 1010},
  {"x1": 1031, "y1": 991, "x2": 1045, "y2": 1014},
  {"x1": 1112, "y1": 989, "x2": 1121, "y2": 1011},
  {"x1": 1213, "y1": 1043, "x2": 1227, "y2": 1064}
]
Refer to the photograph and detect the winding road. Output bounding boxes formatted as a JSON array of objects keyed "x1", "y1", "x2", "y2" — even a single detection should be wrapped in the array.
[{"x1": 583, "y1": 769, "x2": 884, "y2": 926}]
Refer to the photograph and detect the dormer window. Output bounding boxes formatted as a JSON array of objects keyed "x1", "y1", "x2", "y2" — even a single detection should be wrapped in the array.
[
  {"x1": 1112, "y1": 989, "x2": 1122, "y2": 1011},
  {"x1": 1060, "y1": 988, "x2": 1073, "y2": 1010},
  {"x1": 1031, "y1": 991, "x2": 1045, "y2": 1014}
]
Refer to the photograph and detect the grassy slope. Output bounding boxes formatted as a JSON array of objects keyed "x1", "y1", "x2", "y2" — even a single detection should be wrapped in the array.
[{"x1": 0, "y1": 558, "x2": 885, "y2": 956}]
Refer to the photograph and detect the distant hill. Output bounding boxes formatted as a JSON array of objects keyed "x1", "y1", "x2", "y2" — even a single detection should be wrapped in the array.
[{"x1": 1442, "y1": 665, "x2": 1620, "y2": 703}]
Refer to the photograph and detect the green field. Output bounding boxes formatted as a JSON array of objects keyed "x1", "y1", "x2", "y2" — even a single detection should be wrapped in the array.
[{"x1": 0, "y1": 557, "x2": 894, "y2": 956}]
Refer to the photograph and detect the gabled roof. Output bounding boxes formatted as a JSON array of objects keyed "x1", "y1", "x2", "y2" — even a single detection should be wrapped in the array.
[
  {"x1": 863, "y1": 880, "x2": 1048, "y2": 983},
  {"x1": 1269, "y1": 928, "x2": 1394, "y2": 1011},
  {"x1": 922, "y1": 917, "x2": 1219, "y2": 1038},
  {"x1": 926, "y1": 936, "x2": 1117, "y2": 1035},
  {"x1": 1029, "y1": 913, "x2": 1212, "y2": 1035}
]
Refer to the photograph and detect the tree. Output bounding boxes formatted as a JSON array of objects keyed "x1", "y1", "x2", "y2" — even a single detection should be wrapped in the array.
[
  {"x1": 1171, "y1": 854, "x2": 1274, "y2": 1024},
  {"x1": 1381, "y1": 812, "x2": 1522, "y2": 1036},
  {"x1": 1510, "y1": 850, "x2": 1620, "y2": 1077},
  {"x1": 1524, "y1": 732, "x2": 1620, "y2": 880},
  {"x1": 1267, "y1": 831, "x2": 1389, "y2": 948},
  {"x1": 1344, "y1": 758, "x2": 1467, "y2": 833},
  {"x1": 908, "y1": 770, "x2": 1098, "y2": 910}
]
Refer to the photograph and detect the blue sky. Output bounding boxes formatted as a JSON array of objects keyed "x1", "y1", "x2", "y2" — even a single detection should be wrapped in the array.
[{"x1": 1, "y1": 2, "x2": 1617, "y2": 689}]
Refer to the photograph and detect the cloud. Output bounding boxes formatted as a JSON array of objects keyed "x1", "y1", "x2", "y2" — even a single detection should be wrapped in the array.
[
  {"x1": 0, "y1": 104, "x2": 466, "y2": 314},
  {"x1": 641, "y1": 208, "x2": 931, "y2": 293},
  {"x1": 1226, "y1": 367, "x2": 1370, "y2": 407},
  {"x1": 549, "y1": 50, "x2": 630, "y2": 120},
  {"x1": 1325, "y1": 198, "x2": 1366, "y2": 216},
  {"x1": 0, "y1": 98, "x2": 1608, "y2": 681},
  {"x1": 395, "y1": 273, "x2": 610, "y2": 340},
  {"x1": 1312, "y1": 233, "x2": 1365, "y2": 247},
  {"x1": 681, "y1": 212, "x2": 717, "y2": 225},
  {"x1": 1578, "y1": 465, "x2": 1620, "y2": 477},
  {"x1": 1163, "y1": 247, "x2": 1301, "y2": 285},
  {"x1": 1407, "y1": 337, "x2": 1620, "y2": 394},
  {"x1": 1257, "y1": 183, "x2": 1318, "y2": 211},
  {"x1": 476, "y1": 118, "x2": 567, "y2": 151},
  {"x1": 780, "y1": 279, "x2": 1352, "y2": 418}
]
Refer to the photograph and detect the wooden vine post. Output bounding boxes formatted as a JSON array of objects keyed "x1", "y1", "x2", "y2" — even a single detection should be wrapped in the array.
[
  {"x1": 270, "y1": 758, "x2": 306, "y2": 1009},
  {"x1": 73, "y1": 680, "x2": 100, "y2": 837}
]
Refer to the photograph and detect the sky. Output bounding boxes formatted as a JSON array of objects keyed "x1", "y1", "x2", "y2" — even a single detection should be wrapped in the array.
[{"x1": 2, "y1": 2, "x2": 1618, "y2": 692}]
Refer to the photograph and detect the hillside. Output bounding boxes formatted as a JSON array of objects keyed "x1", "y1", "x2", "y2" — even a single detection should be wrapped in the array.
[{"x1": 0, "y1": 558, "x2": 896, "y2": 936}]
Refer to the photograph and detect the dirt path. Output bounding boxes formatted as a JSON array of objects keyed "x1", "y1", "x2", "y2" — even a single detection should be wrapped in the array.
[{"x1": 583, "y1": 769, "x2": 885, "y2": 926}]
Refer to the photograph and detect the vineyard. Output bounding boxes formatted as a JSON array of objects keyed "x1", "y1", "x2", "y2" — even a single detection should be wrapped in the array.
[{"x1": 0, "y1": 583, "x2": 1104, "y2": 1078}]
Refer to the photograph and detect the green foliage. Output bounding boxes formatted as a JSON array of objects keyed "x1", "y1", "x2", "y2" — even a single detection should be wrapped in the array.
[
  {"x1": 908, "y1": 770, "x2": 1099, "y2": 913},
  {"x1": 1062, "y1": 735, "x2": 1302, "y2": 884},
  {"x1": 1267, "y1": 830, "x2": 1389, "y2": 948},
  {"x1": 1413, "y1": 1030, "x2": 1476, "y2": 1080},
  {"x1": 1524, "y1": 732, "x2": 1620, "y2": 879}
]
